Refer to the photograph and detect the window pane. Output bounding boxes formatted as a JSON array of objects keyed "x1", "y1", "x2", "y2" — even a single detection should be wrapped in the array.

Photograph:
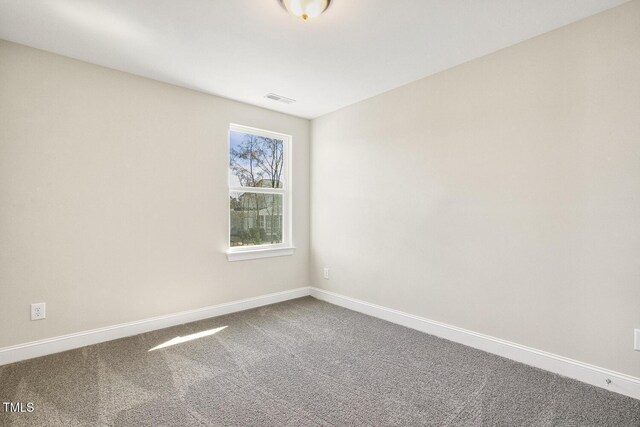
[
  {"x1": 230, "y1": 192, "x2": 283, "y2": 247},
  {"x1": 229, "y1": 130, "x2": 285, "y2": 188}
]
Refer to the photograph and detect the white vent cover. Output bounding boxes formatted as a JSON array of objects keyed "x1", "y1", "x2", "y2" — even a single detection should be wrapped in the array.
[{"x1": 265, "y1": 93, "x2": 296, "y2": 104}]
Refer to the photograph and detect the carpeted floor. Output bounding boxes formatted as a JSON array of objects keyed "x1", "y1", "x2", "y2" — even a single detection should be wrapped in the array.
[{"x1": 1, "y1": 297, "x2": 638, "y2": 426}]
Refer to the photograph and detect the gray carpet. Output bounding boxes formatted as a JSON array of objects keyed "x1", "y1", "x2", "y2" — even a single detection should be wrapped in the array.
[{"x1": 1, "y1": 297, "x2": 638, "y2": 426}]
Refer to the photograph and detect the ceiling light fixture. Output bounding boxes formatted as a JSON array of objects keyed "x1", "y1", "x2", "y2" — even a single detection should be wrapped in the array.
[{"x1": 278, "y1": 0, "x2": 331, "y2": 21}]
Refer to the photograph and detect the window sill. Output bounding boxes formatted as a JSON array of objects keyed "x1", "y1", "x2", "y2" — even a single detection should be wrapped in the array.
[{"x1": 227, "y1": 246, "x2": 295, "y2": 262}]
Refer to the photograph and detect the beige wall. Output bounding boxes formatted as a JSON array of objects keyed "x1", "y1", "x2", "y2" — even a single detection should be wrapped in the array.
[
  {"x1": 311, "y1": 1, "x2": 640, "y2": 377},
  {"x1": 0, "y1": 40, "x2": 310, "y2": 348}
]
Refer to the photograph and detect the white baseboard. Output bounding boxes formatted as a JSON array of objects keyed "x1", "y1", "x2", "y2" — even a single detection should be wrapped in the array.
[
  {"x1": 3, "y1": 285, "x2": 638, "y2": 400},
  {"x1": 309, "y1": 287, "x2": 640, "y2": 400},
  {"x1": 0, "y1": 287, "x2": 310, "y2": 366}
]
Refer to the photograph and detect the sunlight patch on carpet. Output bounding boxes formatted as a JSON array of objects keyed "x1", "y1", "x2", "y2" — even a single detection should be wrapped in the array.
[{"x1": 149, "y1": 326, "x2": 228, "y2": 351}]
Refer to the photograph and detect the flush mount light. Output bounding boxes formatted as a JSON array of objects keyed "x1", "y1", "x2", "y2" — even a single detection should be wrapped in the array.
[{"x1": 278, "y1": 0, "x2": 332, "y2": 21}]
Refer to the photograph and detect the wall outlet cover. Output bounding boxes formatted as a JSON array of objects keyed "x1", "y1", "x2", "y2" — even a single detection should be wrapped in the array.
[
  {"x1": 635, "y1": 329, "x2": 640, "y2": 351},
  {"x1": 31, "y1": 302, "x2": 46, "y2": 321}
]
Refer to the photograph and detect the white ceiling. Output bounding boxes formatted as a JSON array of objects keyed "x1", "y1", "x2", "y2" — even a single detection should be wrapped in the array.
[{"x1": 0, "y1": 0, "x2": 629, "y2": 119}]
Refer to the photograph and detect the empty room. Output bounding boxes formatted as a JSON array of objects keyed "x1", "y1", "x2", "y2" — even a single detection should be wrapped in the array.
[{"x1": 1, "y1": 0, "x2": 639, "y2": 425}]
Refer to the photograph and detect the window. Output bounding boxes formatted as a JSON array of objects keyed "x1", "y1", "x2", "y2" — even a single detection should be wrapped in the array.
[{"x1": 227, "y1": 124, "x2": 293, "y2": 261}]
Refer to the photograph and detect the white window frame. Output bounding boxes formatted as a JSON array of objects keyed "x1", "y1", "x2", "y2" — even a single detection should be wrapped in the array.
[{"x1": 227, "y1": 124, "x2": 294, "y2": 261}]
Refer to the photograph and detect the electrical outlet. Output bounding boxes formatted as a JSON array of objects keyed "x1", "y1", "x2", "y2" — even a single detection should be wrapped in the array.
[
  {"x1": 635, "y1": 329, "x2": 640, "y2": 351},
  {"x1": 323, "y1": 267, "x2": 330, "y2": 280},
  {"x1": 31, "y1": 303, "x2": 46, "y2": 321}
]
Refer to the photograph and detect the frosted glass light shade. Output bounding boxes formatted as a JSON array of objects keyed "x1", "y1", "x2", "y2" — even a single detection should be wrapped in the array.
[{"x1": 280, "y1": 0, "x2": 331, "y2": 21}]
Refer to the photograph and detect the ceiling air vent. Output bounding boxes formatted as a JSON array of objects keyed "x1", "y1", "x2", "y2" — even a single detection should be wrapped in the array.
[{"x1": 265, "y1": 93, "x2": 296, "y2": 104}]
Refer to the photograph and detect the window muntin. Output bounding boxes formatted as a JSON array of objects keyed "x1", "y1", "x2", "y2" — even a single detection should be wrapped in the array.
[{"x1": 228, "y1": 125, "x2": 290, "y2": 251}]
